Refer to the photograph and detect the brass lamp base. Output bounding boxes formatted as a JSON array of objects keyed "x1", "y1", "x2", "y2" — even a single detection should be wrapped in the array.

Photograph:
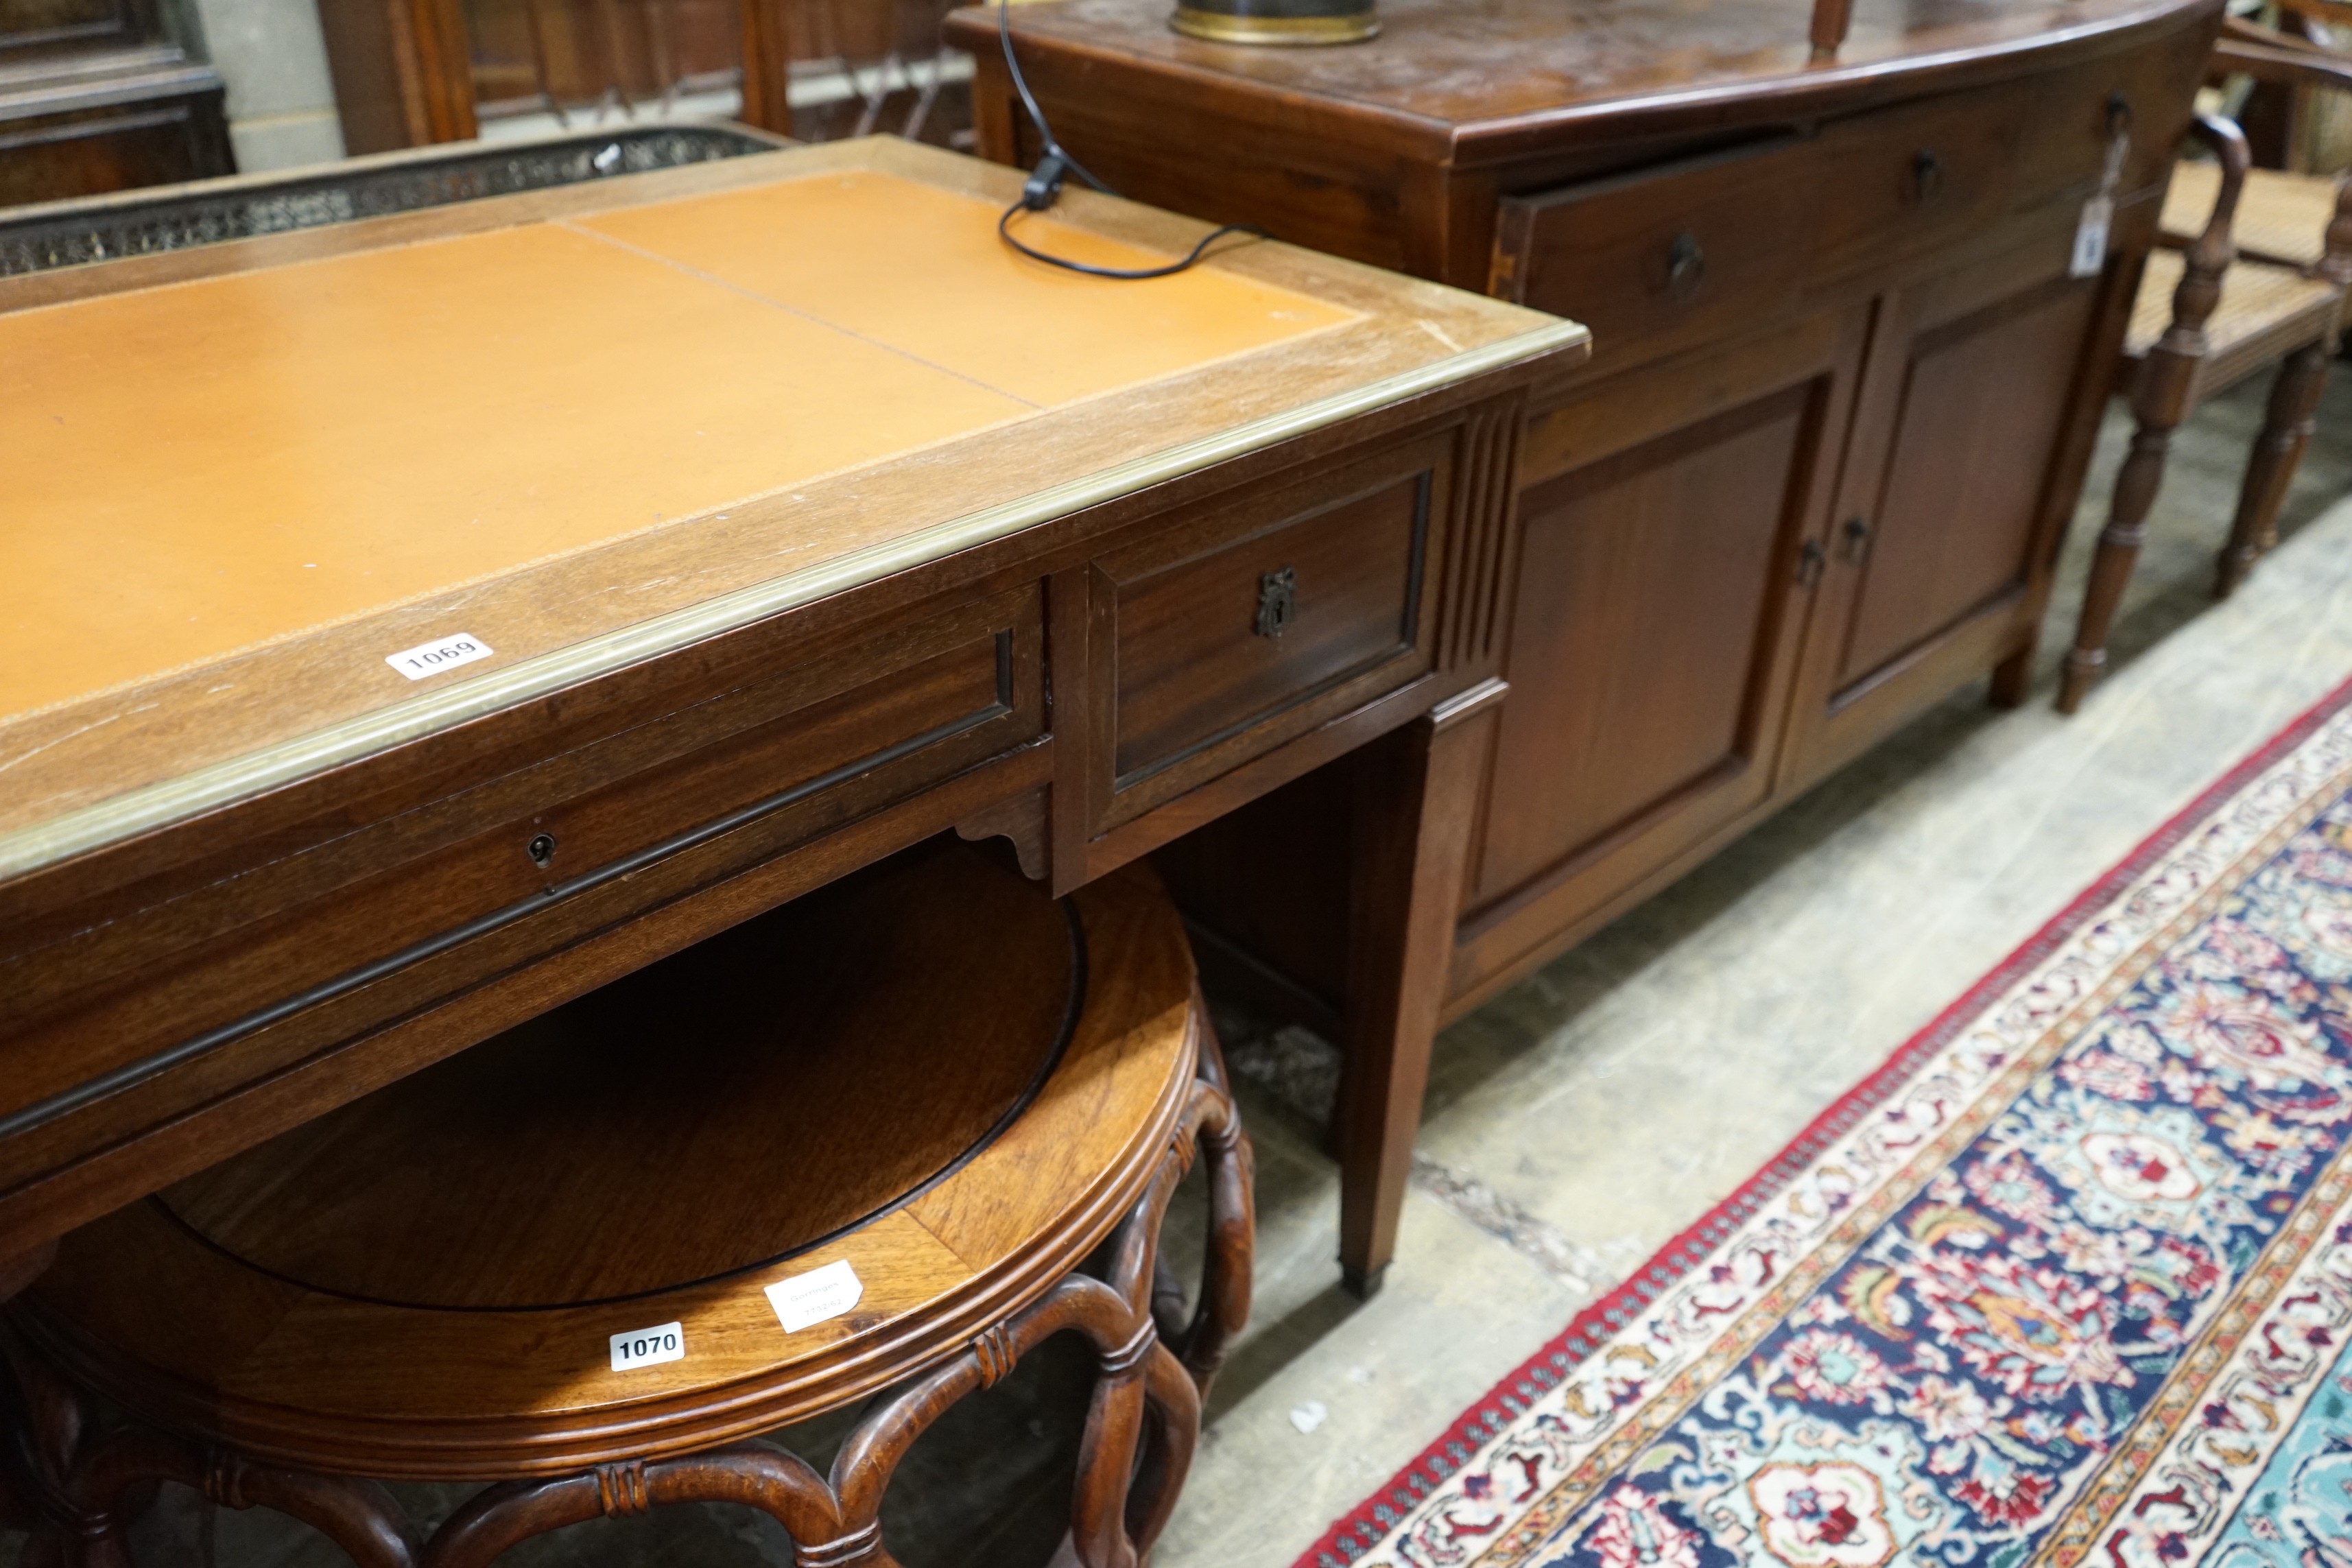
[{"x1": 1170, "y1": 1, "x2": 1378, "y2": 45}]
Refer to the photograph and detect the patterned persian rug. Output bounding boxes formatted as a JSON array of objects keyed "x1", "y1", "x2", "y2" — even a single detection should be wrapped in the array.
[{"x1": 1301, "y1": 680, "x2": 2352, "y2": 1568}]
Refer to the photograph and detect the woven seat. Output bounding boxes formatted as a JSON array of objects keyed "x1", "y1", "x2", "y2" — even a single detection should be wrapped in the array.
[
  {"x1": 2124, "y1": 245, "x2": 2340, "y2": 374},
  {"x1": 1, "y1": 842, "x2": 1252, "y2": 1567}
]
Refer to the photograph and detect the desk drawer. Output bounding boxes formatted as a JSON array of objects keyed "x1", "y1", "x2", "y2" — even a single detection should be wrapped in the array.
[
  {"x1": 1494, "y1": 137, "x2": 1820, "y2": 371},
  {"x1": 1090, "y1": 435, "x2": 1444, "y2": 829},
  {"x1": 0, "y1": 584, "x2": 1047, "y2": 1183}
]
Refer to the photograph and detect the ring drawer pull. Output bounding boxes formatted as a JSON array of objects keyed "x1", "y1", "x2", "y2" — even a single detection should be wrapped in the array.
[
  {"x1": 1255, "y1": 565, "x2": 1297, "y2": 639},
  {"x1": 1912, "y1": 149, "x2": 1945, "y2": 204},
  {"x1": 1665, "y1": 231, "x2": 1707, "y2": 301}
]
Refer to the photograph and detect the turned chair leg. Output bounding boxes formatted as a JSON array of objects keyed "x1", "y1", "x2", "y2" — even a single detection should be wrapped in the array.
[
  {"x1": 2060, "y1": 416, "x2": 2181, "y2": 713},
  {"x1": 2218, "y1": 337, "x2": 2332, "y2": 597},
  {"x1": 2059, "y1": 111, "x2": 2241, "y2": 715}
]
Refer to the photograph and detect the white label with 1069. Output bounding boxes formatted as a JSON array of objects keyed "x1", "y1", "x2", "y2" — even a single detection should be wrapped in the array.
[
  {"x1": 384, "y1": 632, "x2": 494, "y2": 681},
  {"x1": 609, "y1": 1320, "x2": 685, "y2": 1372}
]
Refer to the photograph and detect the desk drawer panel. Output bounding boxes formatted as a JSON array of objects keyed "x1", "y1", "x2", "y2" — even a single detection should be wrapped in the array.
[
  {"x1": 1111, "y1": 471, "x2": 1428, "y2": 784},
  {"x1": 0, "y1": 584, "x2": 1045, "y2": 1156},
  {"x1": 1494, "y1": 136, "x2": 1820, "y2": 372},
  {"x1": 1085, "y1": 436, "x2": 1447, "y2": 839}
]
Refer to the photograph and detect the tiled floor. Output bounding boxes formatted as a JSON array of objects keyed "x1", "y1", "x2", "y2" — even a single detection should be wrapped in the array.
[{"x1": 27, "y1": 372, "x2": 2352, "y2": 1567}]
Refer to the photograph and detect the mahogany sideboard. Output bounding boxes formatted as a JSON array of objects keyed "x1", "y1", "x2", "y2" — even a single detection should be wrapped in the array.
[
  {"x1": 953, "y1": 0, "x2": 2222, "y2": 1030},
  {"x1": 0, "y1": 135, "x2": 1583, "y2": 1309}
]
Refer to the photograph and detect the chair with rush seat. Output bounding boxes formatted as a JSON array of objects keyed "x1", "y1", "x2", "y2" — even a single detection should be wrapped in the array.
[
  {"x1": 0, "y1": 842, "x2": 1250, "y2": 1568},
  {"x1": 2060, "y1": 40, "x2": 2352, "y2": 713}
]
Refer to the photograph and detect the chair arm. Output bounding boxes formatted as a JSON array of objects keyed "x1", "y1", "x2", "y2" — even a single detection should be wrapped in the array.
[
  {"x1": 2214, "y1": 34, "x2": 2352, "y2": 98},
  {"x1": 2208, "y1": 40, "x2": 2352, "y2": 282},
  {"x1": 2180, "y1": 108, "x2": 2251, "y2": 264},
  {"x1": 2269, "y1": 0, "x2": 2352, "y2": 38}
]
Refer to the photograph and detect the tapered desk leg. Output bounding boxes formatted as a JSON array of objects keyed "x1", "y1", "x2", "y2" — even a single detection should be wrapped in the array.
[{"x1": 1335, "y1": 679, "x2": 1505, "y2": 1300}]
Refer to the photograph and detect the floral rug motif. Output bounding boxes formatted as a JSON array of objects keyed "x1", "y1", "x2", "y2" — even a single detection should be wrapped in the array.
[{"x1": 1300, "y1": 680, "x2": 2352, "y2": 1568}]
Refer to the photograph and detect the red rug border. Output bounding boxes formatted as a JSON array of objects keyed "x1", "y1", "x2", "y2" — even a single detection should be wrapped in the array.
[{"x1": 1293, "y1": 669, "x2": 2352, "y2": 1568}]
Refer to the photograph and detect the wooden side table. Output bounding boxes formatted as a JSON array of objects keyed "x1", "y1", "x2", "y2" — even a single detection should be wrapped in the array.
[{"x1": 0, "y1": 842, "x2": 1251, "y2": 1568}]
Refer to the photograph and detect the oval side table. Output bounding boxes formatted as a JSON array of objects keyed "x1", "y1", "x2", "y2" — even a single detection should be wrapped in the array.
[{"x1": 0, "y1": 841, "x2": 1252, "y2": 1568}]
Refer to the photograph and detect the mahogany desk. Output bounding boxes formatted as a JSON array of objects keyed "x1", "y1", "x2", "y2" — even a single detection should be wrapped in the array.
[{"x1": 0, "y1": 136, "x2": 1584, "y2": 1299}]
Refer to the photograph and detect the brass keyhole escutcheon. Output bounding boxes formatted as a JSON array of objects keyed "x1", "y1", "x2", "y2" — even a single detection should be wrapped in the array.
[{"x1": 1255, "y1": 565, "x2": 1297, "y2": 639}]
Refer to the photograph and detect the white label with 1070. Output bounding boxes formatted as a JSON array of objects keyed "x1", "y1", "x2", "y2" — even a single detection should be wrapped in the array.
[{"x1": 609, "y1": 1320, "x2": 685, "y2": 1371}]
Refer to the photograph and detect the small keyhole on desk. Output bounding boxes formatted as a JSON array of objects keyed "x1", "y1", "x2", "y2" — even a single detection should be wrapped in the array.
[
  {"x1": 527, "y1": 833, "x2": 558, "y2": 868},
  {"x1": 1255, "y1": 566, "x2": 1297, "y2": 639}
]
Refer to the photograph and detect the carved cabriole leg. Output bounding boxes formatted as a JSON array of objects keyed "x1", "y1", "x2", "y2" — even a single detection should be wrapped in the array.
[
  {"x1": 2219, "y1": 338, "x2": 2333, "y2": 596},
  {"x1": 2060, "y1": 112, "x2": 2242, "y2": 714},
  {"x1": 1158, "y1": 1067, "x2": 1254, "y2": 1397},
  {"x1": 1071, "y1": 1318, "x2": 1155, "y2": 1568},
  {"x1": 829, "y1": 1274, "x2": 1145, "y2": 1567},
  {"x1": 422, "y1": 1447, "x2": 844, "y2": 1568},
  {"x1": 1124, "y1": 1343, "x2": 1202, "y2": 1552}
]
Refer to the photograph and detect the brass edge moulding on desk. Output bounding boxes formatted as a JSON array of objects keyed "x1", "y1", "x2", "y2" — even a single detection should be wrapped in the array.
[
  {"x1": 0, "y1": 318, "x2": 1581, "y2": 886},
  {"x1": 0, "y1": 132, "x2": 1587, "y2": 885}
]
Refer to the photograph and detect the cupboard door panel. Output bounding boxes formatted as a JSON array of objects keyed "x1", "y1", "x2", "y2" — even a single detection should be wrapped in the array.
[
  {"x1": 1475, "y1": 392, "x2": 1805, "y2": 899},
  {"x1": 1784, "y1": 248, "x2": 2110, "y2": 794},
  {"x1": 1449, "y1": 309, "x2": 1868, "y2": 1009},
  {"x1": 1836, "y1": 281, "x2": 2095, "y2": 687}
]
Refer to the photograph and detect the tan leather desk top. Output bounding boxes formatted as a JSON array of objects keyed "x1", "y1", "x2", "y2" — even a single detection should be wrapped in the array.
[{"x1": 0, "y1": 136, "x2": 1580, "y2": 876}]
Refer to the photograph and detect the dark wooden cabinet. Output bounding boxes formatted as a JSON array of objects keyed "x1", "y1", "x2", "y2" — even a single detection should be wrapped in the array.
[
  {"x1": 1453, "y1": 308, "x2": 1864, "y2": 996},
  {"x1": 1785, "y1": 253, "x2": 2105, "y2": 788},
  {"x1": 0, "y1": 0, "x2": 232, "y2": 209},
  {"x1": 955, "y1": 0, "x2": 2220, "y2": 1021}
]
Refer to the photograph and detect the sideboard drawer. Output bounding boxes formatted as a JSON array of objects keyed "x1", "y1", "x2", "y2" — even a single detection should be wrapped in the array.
[
  {"x1": 2013, "y1": 40, "x2": 2205, "y2": 213},
  {"x1": 1092, "y1": 436, "x2": 1444, "y2": 828},
  {"x1": 1810, "y1": 80, "x2": 2026, "y2": 278},
  {"x1": 1493, "y1": 136, "x2": 1822, "y2": 372}
]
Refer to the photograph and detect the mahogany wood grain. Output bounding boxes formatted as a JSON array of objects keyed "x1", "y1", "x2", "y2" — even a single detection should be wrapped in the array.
[
  {"x1": 16, "y1": 847, "x2": 1201, "y2": 1469},
  {"x1": 3, "y1": 136, "x2": 1581, "y2": 1316},
  {"x1": 1783, "y1": 262, "x2": 2102, "y2": 786},
  {"x1": 954, "y1": 0, "x2": 2216, "y2": 1284},
  {"x1": 1333, "y1": 679, "x2": 1506, "y2": 1296},
  {"x1": 5, "y1": 850, "x2": 1256, "y2": 1566},
  {"x1": 161, "y1": 845, "x2": 1076, "y2": 1310}
]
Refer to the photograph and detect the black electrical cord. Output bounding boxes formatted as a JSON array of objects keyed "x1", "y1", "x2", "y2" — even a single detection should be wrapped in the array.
[{"x1": 994, "y1": 0, "x2": 1266, "y2": 278}]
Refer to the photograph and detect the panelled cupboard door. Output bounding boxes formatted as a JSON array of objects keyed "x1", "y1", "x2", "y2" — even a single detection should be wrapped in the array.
[
  {"x1": 1781, "y1": 242, "x2": 2104, "y2": 789},
  {"x1": 1449, "y1": 309, "x2": 1868, "y2": 1004}
]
